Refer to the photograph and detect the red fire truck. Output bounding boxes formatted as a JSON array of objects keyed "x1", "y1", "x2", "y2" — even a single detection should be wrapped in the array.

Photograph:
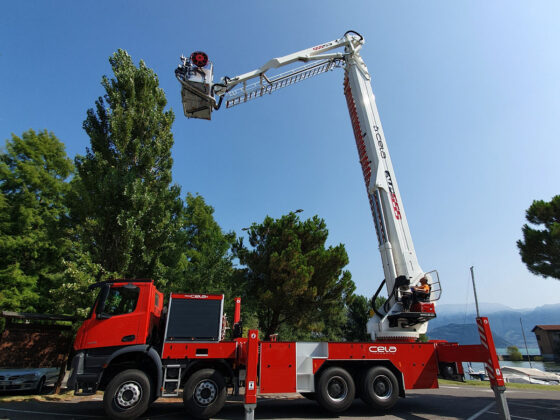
[
  {"x1": 67, "y1": 31, "x2": 511, "y2": 420},
  {"x1": 68, "y1": 280, "x2": 507, "y2": 420}
]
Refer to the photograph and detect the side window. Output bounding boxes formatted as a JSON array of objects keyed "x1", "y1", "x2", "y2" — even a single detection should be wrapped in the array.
[{"x1": 104, "y1": 287, "x2": 140, "y2": 316}]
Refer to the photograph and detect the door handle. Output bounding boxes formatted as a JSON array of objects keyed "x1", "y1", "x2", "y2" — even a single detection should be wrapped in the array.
[{"x1": 121, "y1": 335, "x2": 135, "y2": 342}]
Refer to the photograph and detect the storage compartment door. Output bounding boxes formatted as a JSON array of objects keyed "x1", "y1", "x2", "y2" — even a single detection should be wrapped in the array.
[{"x1": 259, "y1": 342, "x2": 296, "y2": 393}]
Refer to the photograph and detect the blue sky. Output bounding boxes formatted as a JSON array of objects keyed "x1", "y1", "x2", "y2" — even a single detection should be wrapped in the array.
[{"x1": 2, "y1": 1, "x2": 560, "y2": 309}]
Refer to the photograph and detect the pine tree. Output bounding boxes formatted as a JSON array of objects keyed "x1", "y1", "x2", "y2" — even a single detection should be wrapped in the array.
[
  {"x1": 234, "y1": 211, "x2": 355, "y2": 340},
  {"x1": 517, "y1": 195, "x2": 560, "y2": 280}
]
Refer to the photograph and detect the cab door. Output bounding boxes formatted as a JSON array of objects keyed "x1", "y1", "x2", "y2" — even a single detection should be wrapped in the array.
[{"x1": 81, "y1": 285, "x2": 143, "y2": 349}]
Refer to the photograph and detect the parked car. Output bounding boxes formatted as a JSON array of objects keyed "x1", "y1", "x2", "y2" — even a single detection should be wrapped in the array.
[{"x1": 0, "y1": 368, "x2": 59, "y2": 393}]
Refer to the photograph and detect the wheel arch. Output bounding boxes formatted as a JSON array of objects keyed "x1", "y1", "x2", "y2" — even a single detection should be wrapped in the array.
[
  {"x1": 181, "y1": 359, "x2": 234, "y2": 387},
  {"x1": 99, "y1": 345, "x2": 163, "y2": 396}
]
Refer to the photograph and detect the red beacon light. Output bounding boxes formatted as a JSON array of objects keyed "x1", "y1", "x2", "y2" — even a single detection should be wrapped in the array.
[{"x1": 190, "y1": 51, "x2": 208, "y2": 67}]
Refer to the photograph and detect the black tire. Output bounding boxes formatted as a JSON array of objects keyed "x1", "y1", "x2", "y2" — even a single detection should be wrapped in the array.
[
  {"x1": 300, "y1": 392, "x2": 315, "y2": 400},
  {"x1": 35, "y1": 377, "x2": 46, "y2": 394},
  {"x1": 360, "y1": 366, "x2": 399, "y2": 410},
  {"x1": 103, "y1": 369, "x2": 151, "y2": 420},
  {"x1": 315, "y1": 367, "x2": 355, "y2": 413},
  {"x1": 149, "y1": 388, "x2": 158, "y2": 405},
  {"x1": 183, "y1": 368, "x2": 227, "y2": 419}
]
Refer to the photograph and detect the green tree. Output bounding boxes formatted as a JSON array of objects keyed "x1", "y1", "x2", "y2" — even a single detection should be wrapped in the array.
[
  {"x1": 374, "y1": 296, "x2": 388, "y2": 312},
  {"x1": 50, "y1": 246, "x2": 118, "y2": 319},
  {"x1": 345, "y1": 295, "x2": 370, "y2": 341},
  {"x1": 72, "y1": 49, "x2": 182, "y2": 285},
  {"x1": 0, "y1": 130, "x2": 73, "y2": 312},
  {"x1": 507, "y1": 345, "x2": 523, "y2": 361},
  {"x1": 517, "y1": 195, "x2": 560, "y2": 280},
  {"x1": 345, "y1": 295, "x2": 387, "y2": 341},
  {"x1": 166, "y1": 193, "x2": 236, "y2": 298},
  {"x1": 233, "y1": 212, "x2": 355, "y2": 340}
]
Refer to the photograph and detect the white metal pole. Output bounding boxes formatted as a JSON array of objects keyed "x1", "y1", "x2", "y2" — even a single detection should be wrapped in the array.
[
  {"x1": 470, "y1": 266, "x2": 480, "y2": 318},
  {"x1": 519, "y1": 318, "x2": 533, "y2": 368}
]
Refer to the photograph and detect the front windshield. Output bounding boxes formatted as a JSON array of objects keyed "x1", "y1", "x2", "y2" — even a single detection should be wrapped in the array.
[
  {"x1": 89, "y1": 285, "x2": 140, "y2": 319},
  {"x1": 103, "y1": 286, "x2": 140, "y2": 316}
]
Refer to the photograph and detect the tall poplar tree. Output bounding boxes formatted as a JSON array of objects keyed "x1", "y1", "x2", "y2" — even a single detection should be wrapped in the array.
[{"x1": 72, "y1": 50, "x2": 182, "y2": 283}]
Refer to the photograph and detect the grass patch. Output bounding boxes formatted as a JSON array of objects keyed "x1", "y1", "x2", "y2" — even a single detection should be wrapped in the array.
[
  {"x1": 0, "y1": 390, "x2": 75, "y2": 403},
  {"x1": 439, "y1": 379, "x2": 560, "y2": 391}
]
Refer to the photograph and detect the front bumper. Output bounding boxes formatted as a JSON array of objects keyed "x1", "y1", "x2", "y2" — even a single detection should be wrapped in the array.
[
  {"x1": 67, "y1": 351, "x2": 101, "y2": 395},
  {"x1": 0, "y1": 379, "x2": 39, "y2": 391}
]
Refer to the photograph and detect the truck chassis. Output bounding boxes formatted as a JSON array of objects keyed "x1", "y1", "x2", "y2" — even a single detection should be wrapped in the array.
[{"x1": 69, "y1": 289, "x2": 507, "y2": 420}]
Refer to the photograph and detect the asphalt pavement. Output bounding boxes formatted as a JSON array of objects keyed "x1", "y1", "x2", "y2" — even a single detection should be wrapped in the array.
[{"x1": 0, "y1": 384, "x2": 559, "y2": 419}]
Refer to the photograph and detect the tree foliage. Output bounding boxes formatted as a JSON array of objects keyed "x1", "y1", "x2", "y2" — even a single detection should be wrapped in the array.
[
  {"x1": 166, "y1": 193, "x2": 236, "y2": 296},
  {"x1": 517, "y1": 195, "x2": 560, "y2": 280},
  {"x1": 72, "y1": 49, "x2": 182, "y2": 285},
  {"x1": 0, "y1": 130, "x2": 73, "y2": 312},
  {"x1": 50, "y1": 246, "x2": 118, "y2": 318},
  {"x1": 507, "y1": 345, "x2": 523, "y2": 361},
  {"x1": 344, "y1": 295, "x2": 370, "y2": 341},
  {"x1": 233, "y1": 212, "x2": 355, "y2": 340},
  {"x1": 345, "y1": 295, "x2": 387, "y2": 341}
]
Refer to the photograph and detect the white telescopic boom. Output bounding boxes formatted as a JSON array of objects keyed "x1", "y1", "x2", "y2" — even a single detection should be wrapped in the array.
[
  {"x1": 340, "y1": 38, "x2": 428, "y2": 339},
  {"x1": 176, "y1": 31, "x2": 438, "y2": 339}
]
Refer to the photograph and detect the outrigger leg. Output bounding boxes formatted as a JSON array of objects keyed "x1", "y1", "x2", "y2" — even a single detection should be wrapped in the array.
[
  {"x1": 477, "y1": 317, "x2": 511, "y2": 420},
  {"x1": 244, "y1": 330, "x2": 259, "y2": 420}
]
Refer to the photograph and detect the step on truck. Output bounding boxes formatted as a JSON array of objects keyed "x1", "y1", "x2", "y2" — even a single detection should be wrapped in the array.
[{"x1": 68, "y1": 31, "x2": 511, "y2": 419}]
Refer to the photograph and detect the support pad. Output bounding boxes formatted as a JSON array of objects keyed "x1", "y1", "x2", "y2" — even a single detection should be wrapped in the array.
[
  {"x1": 244, "y1": 403, "x2": 256, "y2": 420},
  {"x1": 492, "y1": 386, "x2": 511, "y2": 420}
]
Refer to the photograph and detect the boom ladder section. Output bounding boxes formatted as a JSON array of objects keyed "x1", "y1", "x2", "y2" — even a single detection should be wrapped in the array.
[
  {"x1": 225, "y1": 59, "x2": 344, "y2": 108},
  {"x1": 343, "y1": 53, "x2": 426, "y2": 339}
]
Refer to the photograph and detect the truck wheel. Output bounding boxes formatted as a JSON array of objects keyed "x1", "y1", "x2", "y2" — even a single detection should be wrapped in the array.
[
  {"x1": 315, "y1": 367, "x2": 355, "y2": 413},
  {"x1": 183, "y1": 368, "x2": 227, "y2": 419},
  {"x1": 103, "y1": 369, "x2": 151, "y2": 420},
  {"x1": 360, "y1": 366, "x2": 399, "y2": 410}
]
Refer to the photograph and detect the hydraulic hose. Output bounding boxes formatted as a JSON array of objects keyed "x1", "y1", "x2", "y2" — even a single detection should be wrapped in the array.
[{"x1": 371, "y1": 279, "x2": 386, "y2": 318}]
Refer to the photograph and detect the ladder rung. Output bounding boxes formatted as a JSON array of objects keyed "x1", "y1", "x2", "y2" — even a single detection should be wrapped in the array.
[
  {"x1": 225, "y1": 59, "x2": 343, "y2": 108},
  {"x1": 162, "y1": 365, "x2": 183, "y2": 397}
]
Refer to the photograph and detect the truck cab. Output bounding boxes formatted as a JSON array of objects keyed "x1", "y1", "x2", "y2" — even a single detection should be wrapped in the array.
[
  {"x1": 68, "y1": 280, "x2": 164, "y2": 396},
  {"x1": 74, "y1": 279, "x2": 163, "y2": 350}
]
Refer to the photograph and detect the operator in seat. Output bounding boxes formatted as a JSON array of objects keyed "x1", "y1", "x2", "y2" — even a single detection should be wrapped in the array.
[
  {"x1": 411, "y1": 277, "x2": 430, "y2": 296},
  {"x1": 401, "y1": 277, "x2": 430, "y2": 311}
]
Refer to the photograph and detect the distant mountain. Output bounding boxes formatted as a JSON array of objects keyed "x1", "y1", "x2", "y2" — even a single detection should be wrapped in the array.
[
  {"x1": 428, "y1": 303, "x2": 560, "y2": 348},
  {"x1": 428, "y1": 323, "x2": 511, "y2": 347},
  {"x1": 436, "y1": 302, "x2": 515, "y2": 315}
]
